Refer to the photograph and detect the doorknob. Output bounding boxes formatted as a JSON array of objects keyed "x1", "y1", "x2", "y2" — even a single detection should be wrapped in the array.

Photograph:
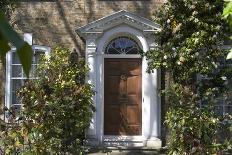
[{"x1": 120, "y1": 74, "x2": 127, "y2": 81}]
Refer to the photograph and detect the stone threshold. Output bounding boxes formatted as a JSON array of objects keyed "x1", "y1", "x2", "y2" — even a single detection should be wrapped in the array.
[{"x1": 85, "y1": 146, "x2": 167, "y2": 155}]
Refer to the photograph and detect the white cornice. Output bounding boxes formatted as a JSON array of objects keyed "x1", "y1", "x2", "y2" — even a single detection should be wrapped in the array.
[{"x1": 76, "y1": 10, "x2": 160, "y2": 39}]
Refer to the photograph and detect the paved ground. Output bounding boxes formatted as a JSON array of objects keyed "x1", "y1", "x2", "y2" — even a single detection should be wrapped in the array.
[{"x1": 86, "y1": 151, "x2": 165, "y2": 155}]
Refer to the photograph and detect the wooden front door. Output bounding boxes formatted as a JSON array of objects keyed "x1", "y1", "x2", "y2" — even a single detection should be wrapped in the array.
[{"x1": 104, "y1": 58, "x2": 142, "y2": 135}]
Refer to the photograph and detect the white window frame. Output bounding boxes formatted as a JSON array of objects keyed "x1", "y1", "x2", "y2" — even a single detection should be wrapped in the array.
[{"x1": 5, "y1": 45, "x2": 51, "y2": 113}]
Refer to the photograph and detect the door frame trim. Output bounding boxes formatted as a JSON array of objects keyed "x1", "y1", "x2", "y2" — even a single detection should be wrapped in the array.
[{"x1": 85, "y1": 25, "x2": 162, "y2": 147}]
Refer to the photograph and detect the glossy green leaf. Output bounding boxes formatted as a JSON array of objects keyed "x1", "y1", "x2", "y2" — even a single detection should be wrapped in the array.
[
  {"x1": 16, "y1": 43, "x2": 32, "y2": 77},
  {"x1": 226, "y1": 49, "x2": 232, "y2": 59},
  {"x1": 223, "y1": 1, "x2": 232, "y2": 17},
  {"x1": 0, "y1": 32, "x2": 11, "y2": 62},
  {"x1": 0, "y1": 10, "x2": 32, "y2": 77},
  {"x1": 0, "y1": 11, "x2": 24, "y2": 48}
]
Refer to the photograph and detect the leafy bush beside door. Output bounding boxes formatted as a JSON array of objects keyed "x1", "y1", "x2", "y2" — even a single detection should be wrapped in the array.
[
  {"x1": 144, "y1": 0, "x2": 232, "y2": 154},
  {"x1": 0, "y1": 47, "x2": 95, "y2": 155}
]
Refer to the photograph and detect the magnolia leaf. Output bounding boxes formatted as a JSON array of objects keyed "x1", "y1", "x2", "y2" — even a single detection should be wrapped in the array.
[
  {"x1": 0, "y1": 11, "x2": 24, "y2": 47},
  {"x1": 226, "y1": 49, "x2": 232, "y2": 59},
  {"x1": 16, "y1": 43, "x2": 32, "y2": 76},
  {"x1": 0, "y1": 10, "x2": 32, "y2": 77},
  {"x1": 223, "y1": 1, "x2": 232, "y2": 17},
  {"x1": 0, "y1": 32, "x2": 11, "y2": 62}
]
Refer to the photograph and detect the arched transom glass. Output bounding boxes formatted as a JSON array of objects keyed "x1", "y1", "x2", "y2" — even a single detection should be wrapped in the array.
[{"x1": 105, "y1": 37, "x2": 141, "y2": 54}]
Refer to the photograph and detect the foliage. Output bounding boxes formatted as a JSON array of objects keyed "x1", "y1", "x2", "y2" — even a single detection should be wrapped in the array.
[
  {"x1": 0, "y1": 0, "x2": 17, "y2": 19},
  {"x1": 0, "y1": 47, "x2": 95, "y2": 154},
  {"x1": 227, "y1": 50, "x2": 232, "y2": 59},
  {"x1": 165, "y1": 84, "x2": 228, "y2": 154},
  {"x1": 223, "y1": 0, "x2": 232, "y2": 59},
  {"x1": 0, "y1": 11, "x2": 32, "y2": 77},
  {"x1": 144, "y1": 0, "x2": 232, "y2": 154},
  {"x1": 0, "y1": 1, "x2": 34, "y2": 153},
  {"x1": 0, "y1": 0, "x2": 32, "y2": 77},
  {"x1": 223, "y1": 0, "x2": 232, "y2": 28}
]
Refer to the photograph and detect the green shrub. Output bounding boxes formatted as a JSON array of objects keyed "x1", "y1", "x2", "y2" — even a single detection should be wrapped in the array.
[
  {"x1": 165, "y1": 84, "x2": 225, "y2": 155},
  {"x1": 144, "y1": 0, "x2": 232, "y2": 154},
  {"x1": 1, "y1": 47, "x2": 95, "y2": 154}
]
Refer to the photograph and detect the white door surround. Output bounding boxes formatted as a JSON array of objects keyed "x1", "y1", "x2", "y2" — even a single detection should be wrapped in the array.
[{"x1": 76, "y1": 10, "x2": 162, "y2": 148}]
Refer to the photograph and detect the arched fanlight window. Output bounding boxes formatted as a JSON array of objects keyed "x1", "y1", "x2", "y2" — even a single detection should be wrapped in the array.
[{"x1": 105, "y1": 37, "x2": 141, "y2": 54}]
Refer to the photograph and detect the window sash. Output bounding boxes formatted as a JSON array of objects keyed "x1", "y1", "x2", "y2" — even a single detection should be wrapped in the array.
[{"x1": 5, "y1": 45, "x2": 50, "y2": 111}]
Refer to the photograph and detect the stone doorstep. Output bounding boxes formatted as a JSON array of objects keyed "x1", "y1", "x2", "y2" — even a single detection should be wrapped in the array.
[
  {"x1": 85, "y1": 146, "x2": 167, "y2": 155},
  {"x1": 86, "y1": 137, "x2": 162, "y2": 149}
]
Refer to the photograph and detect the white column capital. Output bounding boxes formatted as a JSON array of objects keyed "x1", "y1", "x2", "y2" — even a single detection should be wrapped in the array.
[{"x1": 143, "y1": 32, "x2": 158, "y2": 50}]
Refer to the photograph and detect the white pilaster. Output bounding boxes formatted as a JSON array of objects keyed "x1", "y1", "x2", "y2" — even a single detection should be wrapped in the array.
[
  {"x1": 86, "y1": 35, "x2": 98, "y2": 138},
  {"x1": 23, "y1": 33, "x2": 33, "y2": 45}
]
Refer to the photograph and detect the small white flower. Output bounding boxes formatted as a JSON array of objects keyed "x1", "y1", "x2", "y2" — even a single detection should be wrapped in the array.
[
  {"x1": 221, "y1": 76, "x2": 227, "y2": 80},
  {"x1": 192, "y1": 11, "x2": 197, "y2": 16},
  {"x1": 212, "y1": 118, "x2": 216, "y2": 123},
  {"x1": 194, "y1": 18, "x2": 199, "y2": 23}
]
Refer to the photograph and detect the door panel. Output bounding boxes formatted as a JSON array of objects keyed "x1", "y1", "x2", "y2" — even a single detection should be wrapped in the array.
[{"x1": 104, "y1": 58, "x2": 142, "y2": 135}]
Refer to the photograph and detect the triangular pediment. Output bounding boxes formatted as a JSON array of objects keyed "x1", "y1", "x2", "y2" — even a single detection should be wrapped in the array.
[{"x1": 76, "y1": 10, "x2": 160, "y2": 39}]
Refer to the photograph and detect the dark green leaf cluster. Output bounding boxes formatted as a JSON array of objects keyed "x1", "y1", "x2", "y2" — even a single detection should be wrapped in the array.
[
  {"x1": 0, "y1": 0, "x2": 17, "y2": 19},
  {"x1": 145, "y1": 0, "x2": 230, "y2": 85},
  {"x1": 144, "y1": 0, "x2": 232, "y2": 154},
  {"x1": 165, "y1": 84, "x2": 225, "y2": 155}
]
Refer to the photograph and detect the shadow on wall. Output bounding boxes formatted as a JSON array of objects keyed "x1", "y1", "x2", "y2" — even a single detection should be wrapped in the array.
[{"x1": 14, "y1": 0, "x2": 163, "y2": 56}]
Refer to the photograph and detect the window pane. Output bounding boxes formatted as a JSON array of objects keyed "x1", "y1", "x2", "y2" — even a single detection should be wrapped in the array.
[
  {"x1": 225, "y1": 58, "x2": 232, "y2": 65},
  {"x1": 12, "y1": 92, "x2": 20, "y2": 105},
  {"x1": 215, "y1": 97, "x2": 224, "y2": 105},
  {"x1": 33, "y1": 50, "x2": 45, "y2": 64},
  {"x1": 30, "y1": 65, "x2": 37, "y2": 78},
  {"x1": 214, "y1": 106, "x2": 223, "y2": 116},
  {"x1": 225, "y1": 106, "x2": 232, "y2": 115},
  {"x1": 126, "y1": 48, "x2": 140, "y2": 54},
  {"x1": 106, "y1": 37, "x2": 141, "y2": 54},
  {"x1": 12, "y1": 65, "x2": 22, "y2": 77},
  {"x1": 228, "y1": 80, "x2": 232, "y2": 89},
  {"x1": 11, "y1": 104, "x2": 21, "y2": 114},
  {"x1": 12, "y1": 52, "x2": 20, "y2": 64},
  {"x1": 225, "y1": 92, "x2": 232, "y2": 105},
  {"x1": 23, "y1": 65, "x2": 37, "y2": 78},
  {"x1": 12, "y1": 79, "x2": 24, "y2": 92}
]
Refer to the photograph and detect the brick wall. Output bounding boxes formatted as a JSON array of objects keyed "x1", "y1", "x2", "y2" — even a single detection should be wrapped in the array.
[{"x1": 11, "y1": 0, "x2": 164, "y2": 55}]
